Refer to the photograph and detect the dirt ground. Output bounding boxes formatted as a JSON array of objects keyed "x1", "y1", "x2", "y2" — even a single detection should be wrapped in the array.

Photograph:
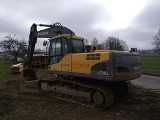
[{"x1": 0, "y1": 80, "x2": 160, "y2": 120}]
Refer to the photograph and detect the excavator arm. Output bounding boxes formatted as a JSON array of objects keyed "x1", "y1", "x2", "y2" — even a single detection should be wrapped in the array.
[{"x1": 23, "y1": 22, "x2": 75, "y2": 81}]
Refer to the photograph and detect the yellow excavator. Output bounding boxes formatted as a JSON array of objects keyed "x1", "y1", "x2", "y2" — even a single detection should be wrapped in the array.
[{"x1": 22, "y1": 22, "x2": 142, "y2": 110}]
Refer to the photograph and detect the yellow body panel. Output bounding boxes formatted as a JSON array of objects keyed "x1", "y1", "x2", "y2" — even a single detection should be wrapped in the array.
[
  {"x1": 49, "y1": 61, "x2": 62, "y2": 71},
  {"x1": 71, "y1": 53, "x2": 85, "y2": 73},
  {"x1": 84, "y1": 52, "x2": 110, "y2": 74},
  {"x1": 49, "y1": 51, "x2": 110, "y2": 74},
  {"x1": 61, "y1": 54, "x2": 72, "y2": 72}
]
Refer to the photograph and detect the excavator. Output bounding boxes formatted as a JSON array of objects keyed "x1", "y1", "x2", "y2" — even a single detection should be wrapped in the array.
[{"x1": 22, "y1": 22, "x2": 142, "y2": 110}]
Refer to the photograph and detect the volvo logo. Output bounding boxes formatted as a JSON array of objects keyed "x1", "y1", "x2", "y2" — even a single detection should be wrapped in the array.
[
  {"x1": 37, "y1": 31, "x2": 49, "y2": 36},
  {"x1": 133, "y1": 66, "x2": 141, "y2": 71}
]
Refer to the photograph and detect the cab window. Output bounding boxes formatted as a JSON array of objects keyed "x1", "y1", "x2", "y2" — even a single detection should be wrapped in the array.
[
  {"x1": 72, "y1": 39, "x2": 84, "y2": 53},
  {"x1": 49, "y1": 38, "x2": 68, "y2": 64}
]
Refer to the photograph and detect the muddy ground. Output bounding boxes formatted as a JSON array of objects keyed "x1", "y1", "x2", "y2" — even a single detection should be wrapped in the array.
[{"x1": 0, "y1": 80, "x2": 160, "y2": 120}]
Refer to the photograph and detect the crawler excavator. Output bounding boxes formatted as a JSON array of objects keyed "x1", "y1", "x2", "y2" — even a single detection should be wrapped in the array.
[{"x1": 22, "y1": 22, "x2": 142, "y2": 110}]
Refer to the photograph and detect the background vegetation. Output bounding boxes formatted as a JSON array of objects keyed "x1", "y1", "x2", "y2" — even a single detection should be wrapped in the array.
[
  {"x1": 141, "y1": 55, "x2": 160, "y2": 75},
  {"x1": 0, "y1": 57, "x2": 20, "y2": 86}
]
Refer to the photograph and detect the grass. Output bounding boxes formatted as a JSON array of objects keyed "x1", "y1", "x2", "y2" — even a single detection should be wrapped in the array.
[
  {"x1": 0, "y1": 57, "x2": 20, "y2": 86},
  {"x1": 0, "y1": 56, "x2": 48, "y2": 86},
  {"x1": 141, "y1": 55, "x2": 160, "y2": 75}
]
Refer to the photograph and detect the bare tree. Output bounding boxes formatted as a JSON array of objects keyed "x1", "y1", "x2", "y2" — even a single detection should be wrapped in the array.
[
  {"x1": 152, "y1": 29, "x2": 160, "y2": 53},
  {"x1": 91, "y1": 37, "x2": 99, "y2": 51},
  {"x1": 84, "y1": 38, "x2": 88, "y2": 45},
  {"x1": 91, "y1": 37, "x2": 98, "y2": 47},
  {"x1": 97, "y1": 43, "x2": 103, "y2": 49},
  {"x1": 34, "y1": 48, "x2": 44, "y2": 53},
  {"x1": 0, "y1": 34, "x2": 27, "y2": 62},
  {"x1": 104, "y1": 36, "x2": 128, "y2": 51}
]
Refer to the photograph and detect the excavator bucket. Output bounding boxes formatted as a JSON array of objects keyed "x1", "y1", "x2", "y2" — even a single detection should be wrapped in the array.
[{"x1": 21, "y1": 68, "x2": 38, "y2": 82}]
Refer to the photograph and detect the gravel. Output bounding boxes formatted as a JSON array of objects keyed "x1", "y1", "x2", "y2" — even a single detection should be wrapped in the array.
[{"x1": 131, "y1": 74, "x2": 160, "y2": 90}]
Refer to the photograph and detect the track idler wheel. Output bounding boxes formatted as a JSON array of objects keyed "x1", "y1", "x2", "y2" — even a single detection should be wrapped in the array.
[
  {"x1": 93, "y1": 90, "x2": 106, "y2": 110},
  {"x1": 93, "y1": 88, "x2": 114, "y2": 110}
]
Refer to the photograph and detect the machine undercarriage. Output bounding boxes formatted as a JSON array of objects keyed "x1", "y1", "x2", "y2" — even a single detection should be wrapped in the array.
[{"x1": 38, "y1": 76, "x2": 130, "y2": 110}]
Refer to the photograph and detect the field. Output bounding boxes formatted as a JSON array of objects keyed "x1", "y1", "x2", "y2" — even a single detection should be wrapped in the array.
[
  {"x1": 0, "y1": 57, "x2": 48, "y2": 86},
  {"x1": 141, "y1": 55, "x2": 160, "y2": 75},
  {"x1": 0, "y1": 57, "x2": 20, "y2": 85}
]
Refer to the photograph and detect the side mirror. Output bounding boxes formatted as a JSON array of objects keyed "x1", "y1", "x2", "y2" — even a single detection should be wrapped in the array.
[
  {"x1": 43, "y1": 40, "x2": 49, "y2": 46},
  {"x1": 130, "y1": 48, "x2": 137, "y2": 52}
]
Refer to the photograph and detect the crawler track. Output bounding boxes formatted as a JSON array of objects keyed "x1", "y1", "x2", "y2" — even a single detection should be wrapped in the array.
[{"x1": 38, "y1": 77, "x2": 115, "y2": 110}]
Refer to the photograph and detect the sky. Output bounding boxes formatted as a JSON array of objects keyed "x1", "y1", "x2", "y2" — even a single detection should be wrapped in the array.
[{"x1": 0, "y1": 0, "x2": 160, "y2": 50}]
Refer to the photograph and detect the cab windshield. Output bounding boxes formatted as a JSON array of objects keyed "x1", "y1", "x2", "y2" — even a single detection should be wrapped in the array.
[{"x1": 49, "y1": 37, "x2": 84, "y2": 65}]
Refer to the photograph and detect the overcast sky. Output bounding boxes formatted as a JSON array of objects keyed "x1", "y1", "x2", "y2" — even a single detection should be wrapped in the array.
[{"x1": 0, "y1": 0, "x2": 160, "y2": 50}]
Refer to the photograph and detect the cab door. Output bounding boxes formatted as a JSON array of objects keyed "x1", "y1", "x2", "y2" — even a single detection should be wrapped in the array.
[
  {"x1": 49, "y1": 38, "x2": 62, "y2": 71},
  {"x1": 61, "y1": 38, "x2": 71, "y2": 72},
  {"x1": 71, "y1": 39, "x2": 85, "y2": 73}
]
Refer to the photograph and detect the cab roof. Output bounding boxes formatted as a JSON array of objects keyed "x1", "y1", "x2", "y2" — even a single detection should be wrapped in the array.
[{"x1": 49, "y1": 34, "x2": 84, "y2": 41}]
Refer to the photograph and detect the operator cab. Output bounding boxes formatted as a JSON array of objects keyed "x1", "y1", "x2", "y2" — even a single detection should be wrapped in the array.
[{"x1": 48, "y1": 34, "x2": 84, "y2": 65}]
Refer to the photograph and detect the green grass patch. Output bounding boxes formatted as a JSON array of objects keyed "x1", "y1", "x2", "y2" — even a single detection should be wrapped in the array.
[
  {"x1": 0, "y1": 57, "x2": 20, "y2": 86},
  {"x1": 0, "y1": 56, "x2": 48, "y2": 86},
  {"x1": 141, "y1": 55, "x2": 160, "y2": 75}
]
